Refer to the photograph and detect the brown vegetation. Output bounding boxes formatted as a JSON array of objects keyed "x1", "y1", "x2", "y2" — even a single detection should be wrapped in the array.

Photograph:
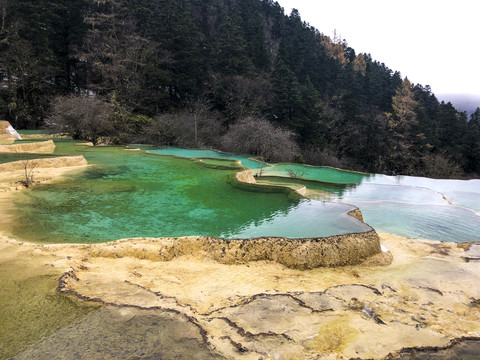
[
  {"x1": 221, "y1": 117, "x2": 299, "y2": 163},
  {"x1": 48, "y1": 96, "x2": 115, "y2": 146},
  {"x1": 146, "y1": 111, "x2": 223, "y2": 149}
]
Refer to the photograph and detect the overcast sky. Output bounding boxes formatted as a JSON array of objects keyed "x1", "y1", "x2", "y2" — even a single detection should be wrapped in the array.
[{"x1": 276, "y1": 0, "x2": 480, "y2": 97}]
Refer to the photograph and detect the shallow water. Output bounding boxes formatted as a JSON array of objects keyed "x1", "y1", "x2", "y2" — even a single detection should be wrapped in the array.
[
  {"x1": 13, "y1": 307, "x2": 222, "y2": 360},
  {"x1": 0, "y1": 253, "x2": 97, "y2": 359},
  {"x1": 7, "y1": 141, "x2": 368, "y2": 243},
  {"x1": 293, "y1": 179, "x2": 480, "y2": 242},
  {"x1": 147, "y1": 146, "x2": 265, "y2": 170},
  {"x1": 304, "y1": 178, "x2": 480, "y2": 242},
  {"x1": 263, "y1": 163, "x2": 371, "y2": 184},
  {"x1": 151, "y1": 147, "x2": 480, "y2": 243},
  {"x1": 387, "y1": 339, "x2": 480, "y2": 360},
  {"x1": 226, "y1": 201, "x2": 370, "y2": 239},
  {"x1": 0, "y1": 152, "x2": 58, "y2": 164},
  {"x1": 5, "y1": 142, "x2": 480, "y2": 243}
]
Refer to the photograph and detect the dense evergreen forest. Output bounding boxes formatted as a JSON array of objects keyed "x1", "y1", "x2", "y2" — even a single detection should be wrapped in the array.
[{"x1": 1, "y1": 0, "x2": 479, "y2": 177}]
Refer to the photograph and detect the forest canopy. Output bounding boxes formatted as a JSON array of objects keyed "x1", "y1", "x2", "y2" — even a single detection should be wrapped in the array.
[{"x1": 1, "y1": 0, "x2": 479, "y2": 177}]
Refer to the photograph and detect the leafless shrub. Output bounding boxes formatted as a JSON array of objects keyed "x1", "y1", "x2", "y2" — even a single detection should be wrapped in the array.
[
  {"x1": 20, "y1": 158, "x2": 36, "y2": 187},
  {"x1": 47, "y1": 95, "x2": 115, "y2": 145},
  {"x1": 302, "y1": 145, "x2": 348, "y2": 168},
  {"x1": 421, "y1": 153, "x2": 463, "y2": 179},
  {"x1": 14, "y1": 150, "x2": 36, "y2": 187},
  {"x1": 286, "y1": 168, "x2": 306, "y2": 179},
  {"x1": 221, "y1": 117, "x2": 299, "y2": 163},
  {"x1": 146, "y1": 111, "x2": 223, "y2": 148},
  {"x1": 254, "y1": 162, "x2": 267, "y2": 177},
  {"x1": 145, "y1": 114, "x2": 177, "y2": 146}
]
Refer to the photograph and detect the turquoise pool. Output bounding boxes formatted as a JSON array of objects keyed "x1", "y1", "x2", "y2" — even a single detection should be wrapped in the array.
[
  {"x1": 7, "y1": 141, "x2": 370, "y2": 243},
  {"x1": 146, "y1": 147, "x2": 266, "y2": 170},
  {"x1": 146, "y1": 147, "x2": 480, "y2": 243},
  {"x1": 6, "y1": 142, "x2": 480, "y2": 243}
]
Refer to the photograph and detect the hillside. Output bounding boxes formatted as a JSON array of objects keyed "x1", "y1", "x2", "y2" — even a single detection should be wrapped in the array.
[{"x1": 0, "y1": 0, "x2": 479, "y2": 176}]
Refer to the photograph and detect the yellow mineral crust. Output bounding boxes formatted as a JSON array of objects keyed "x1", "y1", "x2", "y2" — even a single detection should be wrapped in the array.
[
  {"x1": 0, "y1": 121, "x2": 20, "y2": 142},
  {"x1": 1, "y1": 232, "x2": 478, "y2": 359},
  {"x1": 235, "y1": 169, "x2": 256, "y2": 184},
  {"x1": 0, "y1": 155, "x2": 88, "y2": 192},
  {"x1": 71, "y1": 232, "x2": 382, "y2": 269},
  {"x1": 0, "y1": 139, "x2": 56, "y2": 153}
]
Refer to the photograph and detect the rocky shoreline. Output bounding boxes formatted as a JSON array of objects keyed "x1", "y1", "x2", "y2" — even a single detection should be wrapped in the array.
[{"x1": 0, "y1": 233, "x2": 478, "y2": 359}]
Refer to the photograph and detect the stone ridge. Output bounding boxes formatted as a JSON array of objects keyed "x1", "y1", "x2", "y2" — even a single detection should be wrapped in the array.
[
  {"x1": 0, "y1": 140, "x2": 55, "y2": 153},
  {"x1": 230, "y1": 168, "x2": 382, "y2": 268},
  {"x1": 80, "y1": 231, "x2": 382, "y2": 269},
  {"x1": 0, "y1": 155, "x2": 87, "y2": 172}
]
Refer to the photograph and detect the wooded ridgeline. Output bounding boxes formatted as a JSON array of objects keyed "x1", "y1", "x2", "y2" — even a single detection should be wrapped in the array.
[{"x1": 1, "y1": 0, "x2": 479, "y2": 177}]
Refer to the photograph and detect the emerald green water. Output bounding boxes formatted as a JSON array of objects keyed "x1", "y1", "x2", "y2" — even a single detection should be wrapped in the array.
[
  {"x1": 147, "y1": 147, "x2": 265, "y2": 170},
  {"x1": 259, "y1": 176, "x2": 355, "y2": 197},
  {"x1": 8, "y1": 141, "x2": 370, "y2": 243},
  {"x1": 4, "y1": 141, "x2": 479, "y2": 359},
  {"x1": 144, "y1": 148, "x2": 480, "y2": 243},
  {"x1": 17, "y1": 130, "x2": 52, "y2": 135},
  {"x1": 262, "y1": 163, "x2": 371, "y2": 184},
  {"x1": 6, "y1": 142, "x2": 480, "y2": 243}
]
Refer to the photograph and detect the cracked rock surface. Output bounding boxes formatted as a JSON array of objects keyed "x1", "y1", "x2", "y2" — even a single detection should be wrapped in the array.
[{"x1": 2, "y1": 232, "x2": 480, "y2": 359}]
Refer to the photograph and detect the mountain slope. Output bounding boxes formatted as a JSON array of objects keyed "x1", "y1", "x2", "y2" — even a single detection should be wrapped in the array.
[{"x1": 0, "y1": 0, "x2": 479, "y2": 176}]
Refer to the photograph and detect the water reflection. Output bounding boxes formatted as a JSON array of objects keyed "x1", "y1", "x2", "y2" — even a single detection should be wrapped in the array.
[
  {"x1": 9, "y1": 143, "x2": 369, "y2": 243},
  {"x1": 8, "y1": 142, "x2": 480, "y2": 243},
  {"x1": 257, "y1": 167, "x2": 480, "y2": 242},
  {"x1": 147, "y1": 146, "x2": 265, "y2": 169},
  {"x1": 224, "y1": 201, "x2": 371, "y2": 239},
  {"x1": 138, "y1": 147, "x2": 480, "y2": 243}
]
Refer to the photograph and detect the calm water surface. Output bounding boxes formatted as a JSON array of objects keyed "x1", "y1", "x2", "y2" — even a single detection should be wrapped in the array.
[
  {"x1": 147, "y1": 147, "x2": 480, "y2": 243},
  {"x1": 7, "y1": 142, "x2": 480, "y2": 243},
  {"x1": 147, "y1": 146, "x2": 265, "y2": 170},
  {"x1": 8, "y1": 142, "x2": 368, "y2": 243}
]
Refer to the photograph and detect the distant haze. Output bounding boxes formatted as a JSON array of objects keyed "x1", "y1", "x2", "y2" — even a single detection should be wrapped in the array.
[{"x1": 437, "y1": 94, "x2": 480, "y2": 117}]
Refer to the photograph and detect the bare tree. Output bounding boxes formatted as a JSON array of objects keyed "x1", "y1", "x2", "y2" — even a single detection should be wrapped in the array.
[
  {"x1": 286, "y1": 168, "x2": 306, "y2": 179},
  {"x1": 146, "y1": 111, "x2": 223, "y2": 148},
  {"x1": 219, "y1": 76, "x2": 272, "y2": 122},
  {"x1": 14, "y1": 151, "x2": 36, "y2": 187},
  {"x1": 422, "y1": 153, "x2": 462, "y2": 179},
  {"x1": 48, "y1": 95, "x2": 115, "y2": 145},
  {"x1": 0, "y1": 0, "x2": 12, "y2": 35},
  {"x1": 185, "y1": 96, "x2": 212, "y2": 147},
  {"x1": 254, "y1": 162, "x2": 267, "y2": 177},
  {"x1": 221, "y1": 117, "x2": 299, "y2": 163}
]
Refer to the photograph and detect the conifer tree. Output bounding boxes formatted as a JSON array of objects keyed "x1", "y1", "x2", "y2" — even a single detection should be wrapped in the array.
[
  {"x1": 464, "y1": 108, "x2": 480, "y2": 174},
  {"x1": 214, "y1": 15, "x2": 248, "y2": 74},
  {"x1": 386, "y1": 78, "x2": 421, "y2": 173},
  {"x1": 271, "y1": 59, "x2": 303, "y2": 125}
]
